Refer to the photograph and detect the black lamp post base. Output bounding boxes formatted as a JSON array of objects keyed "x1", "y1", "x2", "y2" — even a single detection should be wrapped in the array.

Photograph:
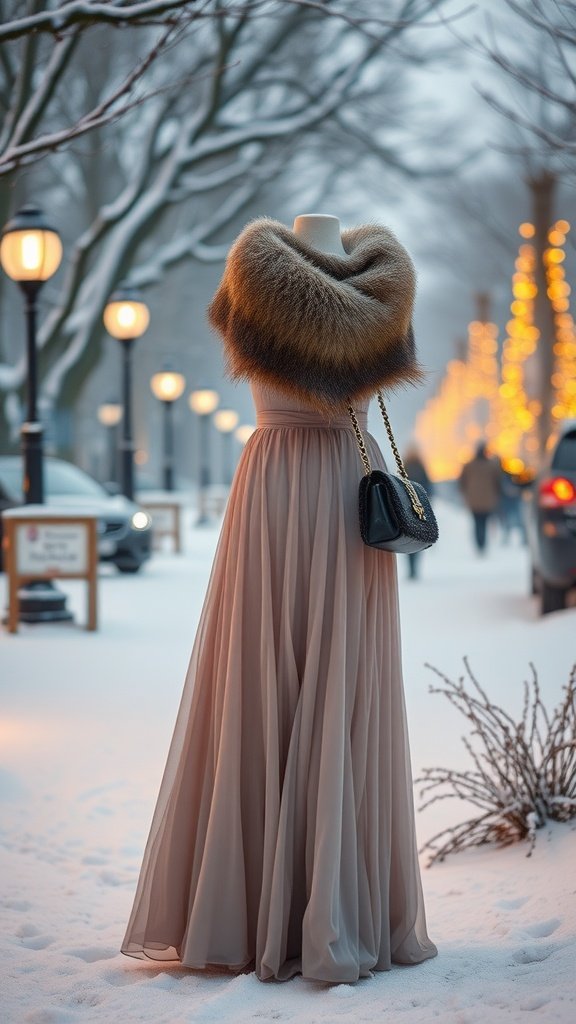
[{"x1": 13, "y1": 580, "x2": 74, "y2": 624}]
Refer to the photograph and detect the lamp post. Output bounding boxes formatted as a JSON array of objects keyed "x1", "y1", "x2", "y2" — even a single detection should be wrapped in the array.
[
  {"x1": 188, "y1": 388, "x2": 219, "y2": 524},
  {"x1": 0, "y1": 205, "x2": 63, "y2": 503},
  {"x1": 150, "y1": 370, "x2": 186, "y2": 491},
  {"x1": 97, "y1": 400, "x2": 123, "y2": 485},
  {"x1": 213, "y1": 409, "x2": 239, "y2": 486},
  {"x1": 0, "y1": 205, "x2": 76, "y2": 624},
  {"x1": 103, "y1": 289, "x2": 149, "y2": 500}
]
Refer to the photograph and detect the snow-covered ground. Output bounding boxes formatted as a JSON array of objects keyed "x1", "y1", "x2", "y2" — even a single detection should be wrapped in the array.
[{"x1": 1, "y1": 500, "x2": 575, "y2": 1024}]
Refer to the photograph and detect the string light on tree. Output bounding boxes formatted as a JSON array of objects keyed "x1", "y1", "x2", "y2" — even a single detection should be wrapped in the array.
[
  {"x1": 544, "y1": 220, "x2": 576, "y2": 423},
  {"x1": 414, "y1": 301, "x2": 499, "y2": 482},
  {"x1": 465, "y1": 298, "x2": 500, "y2": 443},
  {"x1": 414, "y1": 357, "x2": 471, "y2": 481},
  {"x1": 492, "y1": 226, "x2": 540, "y2": 473}
]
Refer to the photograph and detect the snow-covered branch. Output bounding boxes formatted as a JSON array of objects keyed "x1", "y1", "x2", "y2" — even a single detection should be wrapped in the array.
[
  {"x1": 128, "y1": 151, "x2": 286, "y2": 286},
  {"x1": 0, "y1": 19, "x2": 186, "y2": 175},
  {"x1": 0, "y1": 0, "x2": 199, "y2": 43}
]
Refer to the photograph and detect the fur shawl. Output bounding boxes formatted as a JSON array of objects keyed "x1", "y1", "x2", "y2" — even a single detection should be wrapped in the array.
[{"x1": 207, "y1": 216, "x2": 423, "y2": 413}]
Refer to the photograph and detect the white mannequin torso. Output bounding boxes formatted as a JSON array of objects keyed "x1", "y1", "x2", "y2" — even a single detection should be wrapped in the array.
[{"x1": 292, "y1": 213, "x2": 346, "y2": 256}]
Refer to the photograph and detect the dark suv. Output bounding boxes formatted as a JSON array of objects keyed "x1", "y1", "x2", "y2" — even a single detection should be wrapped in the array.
[
  {"x1": 525, "y1": 420, "x2": 576, "y2": 614},
  {"x1": 0, "y1": 456, "x2": 153, "y2": 573}
]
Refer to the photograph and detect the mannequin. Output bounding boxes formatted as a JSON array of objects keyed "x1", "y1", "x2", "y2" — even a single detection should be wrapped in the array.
[
  {"x1": 292, "y1": 213, "x2": 346, "y2": 256},
  {"x1": 121, "y1": 213, "x2": 437, "y2": 983}
]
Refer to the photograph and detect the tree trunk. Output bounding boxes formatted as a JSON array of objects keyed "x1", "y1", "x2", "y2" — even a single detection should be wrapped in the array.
[{"x1": 530, "y1": 170, "x2": 557, "y2": 462}]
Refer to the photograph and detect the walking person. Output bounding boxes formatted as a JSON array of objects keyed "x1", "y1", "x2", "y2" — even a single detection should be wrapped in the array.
[
  {"x1": 499, "y1": 464, "x2": 528, "y2": 545},
  {"x1": 403, "y1": 444, "x2": 434, "y2": 579},
  {"x1": 458, "y1": 442, "x2": 502, "y2": 553},
  {"x1": 121, "y1": 215, "x2": 438, "y2": 982}
]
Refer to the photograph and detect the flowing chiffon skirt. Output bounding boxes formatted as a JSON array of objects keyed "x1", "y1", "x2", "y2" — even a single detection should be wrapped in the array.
[{"x1": 121, "y1": 381, "x2": 438, "y2": 982}]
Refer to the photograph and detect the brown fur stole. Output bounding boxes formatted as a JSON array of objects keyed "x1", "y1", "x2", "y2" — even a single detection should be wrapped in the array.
[{"x1": 207, "y1": 216, "x2": 423, "y2": 413}]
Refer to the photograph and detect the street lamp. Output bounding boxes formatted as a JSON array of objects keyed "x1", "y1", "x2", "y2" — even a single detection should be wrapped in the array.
[
  {"x1": 0, "y1": 205, "x2": 63, "y2": 503},
  {"x1": 188, "y1": 388, "x2": 219, "y2": 524},
  {"x1": 0, "y1": 205, "x2": 74, "y2": 624},
  {"x1": 97, "y1": 399, "x2": 123, "y2": 484},
  {"x1": 150, "y1": 369, "x2": 186, "y2": 491},
  {"x1": 103, "y1": 288, "x2": 149, "y2": 500},
  {"x1": 214, "y1": 408, "x2": 239, "y2": 486}
]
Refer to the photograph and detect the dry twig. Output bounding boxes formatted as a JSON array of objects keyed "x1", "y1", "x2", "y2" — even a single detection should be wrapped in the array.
[{"x1": 416, "y1": 659, "x2": 576, "y2": 866}]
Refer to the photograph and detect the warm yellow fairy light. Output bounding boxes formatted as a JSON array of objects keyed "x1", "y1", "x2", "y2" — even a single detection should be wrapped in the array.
[
  {"x1": 414, "y1": 316, "x2": 500, "y2": 482},
  {"x1": 545, "y1": 223, "x2": 576, "y2": 421},
  {"x1": 492, "y1": 234, "x2": 539, "y2": 469},
  {"x1": 414, "y1": 217, "x2": 575, "y2": 480}
]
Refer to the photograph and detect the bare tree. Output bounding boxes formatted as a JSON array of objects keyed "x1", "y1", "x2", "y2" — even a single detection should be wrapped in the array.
[
  {"x1": 0, "y1": 0, "x2": 455, "y2": 451},
  {"x1": 0, "y1": 1, "x2": 204, "y2": 177},
  {"x1": 0, "y1": 0, "x2": 452, "y2": 177},
  {"x1": 475, "y1": 0, "x2": 576, "y2": 454},
  {"x1": 480, "y1": 0, "x2": 576, "y2": 156}
]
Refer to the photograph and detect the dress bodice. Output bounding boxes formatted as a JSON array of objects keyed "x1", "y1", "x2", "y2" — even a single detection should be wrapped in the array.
[{"x1": 250, "y1": 380, "x2": 369, "y2": 430}]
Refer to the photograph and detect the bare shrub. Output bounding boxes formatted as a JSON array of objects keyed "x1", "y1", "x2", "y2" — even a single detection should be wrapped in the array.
[{"x1": 415, "y1": 658, "x2": 576, "y2": 865}]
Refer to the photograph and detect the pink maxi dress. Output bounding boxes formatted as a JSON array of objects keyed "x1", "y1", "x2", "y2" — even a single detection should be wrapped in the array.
[{"x1": 121, "y1": 379, "x2": 438, "y2": 983}]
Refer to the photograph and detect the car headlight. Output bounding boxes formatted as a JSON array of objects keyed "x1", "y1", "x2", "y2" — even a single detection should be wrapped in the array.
[{"x1": 131, "y1": 511, "x2": 151, "y2": 530}]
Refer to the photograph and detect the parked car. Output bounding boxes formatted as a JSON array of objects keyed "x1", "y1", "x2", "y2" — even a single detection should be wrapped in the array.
[
  {"x1": 0, "y1": 456, "x2": 153, "y2": 573},
  {"x1": 525, "y1": 420, "x2": 576, "y2": 614}
]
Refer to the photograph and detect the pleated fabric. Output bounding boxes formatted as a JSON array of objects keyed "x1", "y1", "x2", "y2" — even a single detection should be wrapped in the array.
[{"x1": 120, "y1": 381, "x2": 438, "y2": 983}]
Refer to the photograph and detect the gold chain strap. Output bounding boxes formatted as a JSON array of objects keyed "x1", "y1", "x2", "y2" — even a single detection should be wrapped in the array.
[
  {"x1": 347, "y1": 404, "x2": 372, "y2": 475},
  {"x1": 347, "y1": 391, "x2": 427, "y2": 521}
]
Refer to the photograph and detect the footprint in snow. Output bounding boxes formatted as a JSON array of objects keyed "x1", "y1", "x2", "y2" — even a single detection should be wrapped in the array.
[
  {"x1": 102, "y1": 965, "x2": 143, "y2": 987},
  {"x1": 64, "y1": 946, "x2": 117, "y2": 963},
  {"x1": 519, "y1": 994, "x2": 551, "y2": 1011},
  {"x1": 522, "y1": 918, "x2": 561, "y2": 938},
  {"x1": 21, "y1": 934, "x2": 55, "y2": 950},
  {"x1": 15, "y1": 922, "x2": 40, "y2": 938},
  {"x1": 495, "y1": 896, "x2": 530, "y2": 911},
  {"x1": 98, "y1": 869, "x2": 130, "y2": 886},
  {"x1": 4, "y1": 898, "x2": 32, "y2": 911},
  {"x1": 511, "y1": 944, "x2": 553, "y2": 964}
]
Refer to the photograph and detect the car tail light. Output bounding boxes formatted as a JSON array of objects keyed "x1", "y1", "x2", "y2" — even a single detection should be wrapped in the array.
[{"x1": 539, "y1": 476, "x2": 576, "y2": 508}]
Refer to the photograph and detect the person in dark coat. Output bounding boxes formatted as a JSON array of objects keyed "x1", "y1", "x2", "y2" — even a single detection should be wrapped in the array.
[
  {"x1": 402, "y1": 445, "x2": 434, "y2": 579},
  {"x1": 458, "y1": 442, "x2": 502, "y2": 553},
  {"x1": 498, "y1": 465, "x2": 528, "y2": 545}
]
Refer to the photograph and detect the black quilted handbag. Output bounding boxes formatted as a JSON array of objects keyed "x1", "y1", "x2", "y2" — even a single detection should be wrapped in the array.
[{"x1": 347, "y1": 391, "x2": 439, "y2": 553}]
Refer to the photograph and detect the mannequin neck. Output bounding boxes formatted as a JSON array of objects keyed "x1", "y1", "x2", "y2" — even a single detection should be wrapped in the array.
[{"x1": 292, "y1": 214, "x2": 346, "y2": 256}]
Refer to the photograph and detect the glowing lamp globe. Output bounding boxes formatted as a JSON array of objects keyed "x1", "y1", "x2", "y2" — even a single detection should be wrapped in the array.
[
  {"x1": 98, "y1": 401, "x2": 123, "y2": 427},
  {"x1": 189, "y1": 389, "x2": 219, "y2": 415},
  {"x1": 214, "y1": 409, "x2": 239, "y2": 433},
  {"x1": 151, "y1": 371, "x2": 186, "y2": 403},
  {"x1": 0, "y1": 205, "x2": 62, "y2": 284},
  {"x1": 104, "y1": 289, "x2": 150, "y2": 340},
  {"x1": 235, "y1": 424, "x2": 256, "y2": 444}
]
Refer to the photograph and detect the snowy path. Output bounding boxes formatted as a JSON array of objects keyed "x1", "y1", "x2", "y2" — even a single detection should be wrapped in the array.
[{"x1": 1, "y1": 500, "x2": 575, "y2": 1023}]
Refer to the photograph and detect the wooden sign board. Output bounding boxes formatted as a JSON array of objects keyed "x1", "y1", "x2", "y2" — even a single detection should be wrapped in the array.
[
  {"x1": 15, "y1": 521, "x2": 89, "y2": 575},
  {"x1": 142, "y1": 501, "x2": 182, "y2": 553},
  {"x1": 2, "y1": 509, "x2": 98, "y2": 634}
]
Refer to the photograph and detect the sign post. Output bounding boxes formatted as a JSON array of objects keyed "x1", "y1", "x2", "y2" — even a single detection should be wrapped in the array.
[
  {"x1": 2, "y1": 507, "x2": 99, "y2": 633},
  {"x1": 141, "y1": 500, "x2": 183, "y2": 553}
]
